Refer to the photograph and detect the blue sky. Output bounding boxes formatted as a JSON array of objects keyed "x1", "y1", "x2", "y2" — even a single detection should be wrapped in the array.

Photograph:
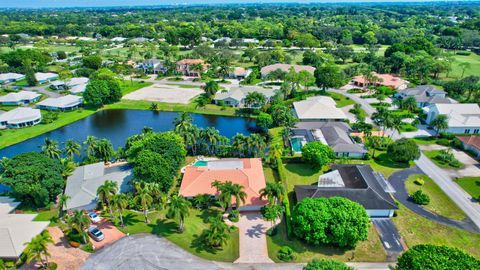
[{"x1": 0, "y1": 0, "x2": 470, "y2": 8}]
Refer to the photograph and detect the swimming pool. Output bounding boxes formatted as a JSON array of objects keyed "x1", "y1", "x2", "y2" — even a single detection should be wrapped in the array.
[
  {"x1": 194, "y1": 160, "x2": 208, "y2": 166},
  {"x1": 290, "y1": 137, "x2": 305, "y2": 153}
]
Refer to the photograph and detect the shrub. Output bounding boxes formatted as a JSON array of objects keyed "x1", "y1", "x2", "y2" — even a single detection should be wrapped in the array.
[
  {"x1": 277, "y1": 246, "x2": 295, "y2": 262},
  {"x1": 387, "y1": 138, "x2": 420, "y2": 163},
  {"x1": 439, "y1": 132, "x2": 455, "y2": 140},
  {"x1": 436, "y1": 138, "x2": 451, "y2": 146},
  {"x1": 411, "y1": 190, "x2": 430, "y2": 205},
  {"x1": 456, "y1": 51, "x2": 471, "y2": 56},
  {"x1": 450, "y1": 138, "x2": 464, "y2": 149},
  {"x1": 352, "y1": 136, "x2": 362, "y2": 143},
  {"x1": 396, "y1": 244, "x2": 480, "y2": 270},
  {"x1": 303, "y1": 259, "x2": 354, "y2": 270},
  {"x1": 81, "y1": 243, "x2": 95, "y2": 253},
  {"x1": 47, "y1": 262, "x2": 58, "y2": 270},
  {"x1": 228, "y1": 209, "x2": 240, "y2": 222},
  {"x1": 301, "y1": 141, "x2": 334, "y2": 168},
  {"x1": 414, "y1": 178, "x2": 425, "y2": 186}
]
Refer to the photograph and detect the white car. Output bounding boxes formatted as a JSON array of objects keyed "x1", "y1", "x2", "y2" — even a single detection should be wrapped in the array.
[{"x1": 88, "y1": 212, "x2": 101, "y2": 223}]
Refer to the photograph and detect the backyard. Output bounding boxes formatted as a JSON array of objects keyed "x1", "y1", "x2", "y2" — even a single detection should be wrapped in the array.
[
  {"x1": 115, "y1": 209, "x2": 239, "y2": 262},
  {"x1": 405, "y1": 174, "x2": 466, "y2": 221}
]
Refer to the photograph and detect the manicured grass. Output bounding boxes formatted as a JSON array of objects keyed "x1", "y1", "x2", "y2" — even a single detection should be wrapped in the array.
[
  {"x1": 342, "y1": 150, "x2": 412, "y2": 178},
  {"x1": 267, "y1": 221, "x2": 386, "y2": 262},
  {"x1": 119, "y1": 80, "x2": 153, "y2": 95},
  {"x1": 15, "y1": 78, "x2": 29, "y2": 87},
  {"x1": 412, "y1": 137, "x2": 438, "y2": 145},
  {"x1": 328, "y1": 92, "x2": 355, "y2": 108},
  {"x1": 165, "y1": 83, "x2": 201, "y2": 89},
  {"x1": 405, "y1": 174, "x2": 466, "y2": 220},
  {"x1": 283, "y1": 162, "x2": 326, "y2": 192},
  {"x1": 399, "y1": 123, "x2": 418, "y2": 132},
  {"x1": 115, "y1": 209, "x2": 239, "y2": 262},
  {"x1": 446, "y1": 52, "x2": 480, "y2": 79},
  {"x1": 424, "y1": 150, "x2": 464, "y2": 169},
  {"x1": 264, "y1": 167, "x2": 278, "y2": 184},
  {"x1": 0, "y1": 109, "x2": 96, "y2": 149},
  {"x1": 455, "y1": 177, "x2": 480, "y2": 200},
  {"x1": 392, "y1": 203, "x2": 480, "y2": 258}
]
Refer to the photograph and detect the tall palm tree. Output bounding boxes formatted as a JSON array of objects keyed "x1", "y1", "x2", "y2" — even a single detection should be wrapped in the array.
[
  {"x1": 167, "y1": 195, "x2": 191, "y2": 232},
  {"x1": 230, "y1": 183, "x2": 247, "y2": 209},
  {"x1": 134, "y1": 184, "x2": 153, "y2": 223},
  {"x1": 63, "y1": 139, "x2": 81, "y2": 160},
  {"x1": 94, "y1": 139, "x2": 114, "y2": 162},
  {"x1": 59, "y1": 158, "x2": 76, "y2": 178},
  {"x1": 23, "y1": 230, "x2": 54, "y2": 269},
  {"x1": 68, "y1": 210, "x2": 91, "y2": 244},
  {"x1": 259, "y1": 182, "x2": 284, "y2": 206},
  {"x1": 430, "y1": 114, "x2": 449, "y2": 137},
  {"x1": 41, "y1": 138, "x2": 61, "y2": 159},
  {"x1": 173, "y1": 112, "x2": 193, "y2": 130},
  {"x1": 204, "y1": 215, "x2": 231, "y2": 248},
  {"x1": 268, "y1": 143, "x2": 283, "y2": 165},
  {"x1": 201, "y1": 127, "x2": 220, "y2": 155},
  {"x1": 111, "y1": 193, "x2": 128, "y2": 227},
  {"x1": 203, "y1": 80, "x2": 219, "y2": 98},
  {"x1": 389, "y1": 115, "x2": 403, "y2": 138},
  {"x1": 84, "y1": 136, "x2": 98, "y2": 159},
  {"x1": 211, "y1": 180, "x2": 231, "y2": 210},
  {"x1": 249, "y1": 134, "x2": 266, "y2": 157},
  {"x1": 58, "y1": 194, "x2": 70, "y2": 218},
  {"x1": 96, "y1": 180, "x2": 118, "y2": 217},
  {"x1": 149, "y1": 102, "x2": 160, "y2": 112},
  {"x1": 366, "y1": 136, "x2": 383, "y2": 159}
]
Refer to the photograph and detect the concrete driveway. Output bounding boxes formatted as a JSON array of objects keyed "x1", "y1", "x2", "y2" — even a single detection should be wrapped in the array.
[
  {"x1": 122, "y1": 83, "x2": 203, "y2": 104},
  {"x1": 235, "y1": 212, "x2": 274, "y2": 263}
]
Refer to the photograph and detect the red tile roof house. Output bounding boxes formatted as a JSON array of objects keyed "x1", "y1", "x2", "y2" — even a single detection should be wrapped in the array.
[
  {"x1": 176, "y1": 59, "x2": 208, "y2": 77},
  {"x1": 352, "y1": 72, "x2": 409, "y2": 90},
  {"x1": 457, "y1": 136, "x2": 480, "y2": 159},
  {"x1": 179, "y1": 158, "x2": 267, "y2": 211}
]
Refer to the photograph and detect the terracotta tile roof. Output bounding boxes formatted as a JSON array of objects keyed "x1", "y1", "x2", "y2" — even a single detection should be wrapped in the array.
[
  {"x1": 352, "y1": 72, "x2": 408, "y2": 89},
  {"x1": 457, "y1": 136, "x2": 480, "y2": 149},
  {"x1": 179, "y1": 158, "x2": 267, "y2": 207},
  {"x1": 176, "y1": 59, "x2": 204, "y2": 65}
]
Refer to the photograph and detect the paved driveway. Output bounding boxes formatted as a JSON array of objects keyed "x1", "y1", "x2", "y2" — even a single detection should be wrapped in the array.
[
  {"x1": 90, "y1": 220, "x2": 125, "y2": 250},
  {"x1": 122, "y1": 84, "x2": 202, "y2": 104},
  {"x1": 235, "y1": 212, "x2": 274, "y2": 263},
  {"x1": 372, "y1": 218, "x2": 404, "y2": 257}
]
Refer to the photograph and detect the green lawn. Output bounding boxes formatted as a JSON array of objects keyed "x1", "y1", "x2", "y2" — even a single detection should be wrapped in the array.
[
  {"x1": 454, "y1": 177, "x2": 480, "y2": 200},
  {"x1": 342, "y1": 150, "x2": 412, "y2": 178},
  {"x1": 283, "y1": 162, "x2": 326, "y2": 192},
  {"x1": 165, "y1": 83, "x2": 201, "y2": 89},
  {"x1": 119, "y1": 80, "x2": 153, "y2": 95},
  {"x1": 399, "y1": 123, "x2": 418, "y2": 132},
  {"x1": 446, "y1": 52, "x2": 480, "y2": 80},
  {"x1": 424, "y1": 150, "x2": 464, "y2": 169},
  {"x1": 115, "y1": 209, "x2": 239, "y2": 262},
  {"x1": 267, "y1": 221, "x2": 386, "y2": 262},
  {"x1": 412, "y1": 137, "x2": 438, "y2": 145},
  {"x1": 264, "y1": 167, "x2": 278, "y2": 184},
  {"x1": 328, "y1": 92, "x2": 355, "y2": 108},
  {"x1": 405, "y1": 174, "x2": 466, "y2": 221},
  {"x1": 392, "y1": 203, "x2": 480, "y2": 258}
]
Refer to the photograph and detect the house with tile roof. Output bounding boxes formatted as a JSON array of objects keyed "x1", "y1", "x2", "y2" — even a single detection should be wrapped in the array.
[
  {"x1": 293, "y1": 96, "x2": 347, "y2": 122},
  {"x1": 352, "y1": 72, "x2": 409, "y2": 90},
  {"x1": 457, "y1": 136, "x2": 480, "y2": 159},
  {"x1": 423, "y1": 103, "x2": 480, "y2": 134},
  {"x1": 0, "y1": 197, "x2": 49, "y2": 260},
  {"x1": 260, "y1": 63, "x2": 315, "y2": 78},
  {"x1": 179, "y1": 158, "x2": 267, "y2": 211},
  {"x1": 176, "y1": 59, "x2": 207, "y2": 77},
  {"x1": 294, "y1": 164, "x2": 397, "y2": 218}
]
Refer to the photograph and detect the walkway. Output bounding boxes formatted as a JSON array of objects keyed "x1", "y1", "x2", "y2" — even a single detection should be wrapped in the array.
[
  {"x1": 234, "y1": 212, "x2": 274, "y2": 263},
  {"x1": 388, "y1": 166, "x2": 480, "y2": 232},
  {"x1": 81, "y1": 234, "x2": 393, "y2": 270}
]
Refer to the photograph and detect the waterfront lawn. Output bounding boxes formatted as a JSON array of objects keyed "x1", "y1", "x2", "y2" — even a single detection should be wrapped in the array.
[
  {"x1": 424, "y1": 150, "x2": 464, "y2": 169},
  {"x1": 115, "y1": 209, "x2": 239, "y2": 262},
  {"x1": 267, "y1": 221, "x2": 386, "y2": 262},
  {"x1": 120, "y1": 80, "x2": 153, "y2": 95},
  {"x1": 0, "y1": 109, "x2": 96, "y2": 149},
  {"x1": 454, "y1": 177, "x2": 480, "y2": 200},
  {"x1": 405, "y1": 174, "x2": 466, "y2": 221},
  {"x1": 392, "y1": 203, "x2": 480, "y2": 258}
]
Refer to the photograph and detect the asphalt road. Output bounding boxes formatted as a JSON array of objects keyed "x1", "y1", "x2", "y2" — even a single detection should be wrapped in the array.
[{"x1": 330, "y1": 88, "x2": 480, "y2": 232}]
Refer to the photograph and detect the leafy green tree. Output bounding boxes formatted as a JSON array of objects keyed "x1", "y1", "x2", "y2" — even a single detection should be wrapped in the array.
[
  {"x1": 167, "y1": 195, "x2": 191, "y2": 232},
  {"x1": 303, "y1": 259, "x2": 354, "y2": 270},
  {"x1": 257, "y1": 112, "x2": 273, "y2": 130},
  {"x1": 333, "y1": 45, "x2": 354, "y2": 64},
  {"x1": 411, "y1": 190, "x2": 430, "y2": 205},
  {"x1": 293, "y1": 197, "x2": 370, "y2": 248},
  {"x1": 25, "y1": 64, "x2": 38, "y2": 86},
  {"x1": 133, "y1": 150, "x2": 174, "y2": 192},
  {"x1": 387, "y1": 138, "x2": 420, "y2": 163},
  {"x1": 68, "y1": 210, "x2": 91, "y2": 244},
  {"x1": 83, "y1": 79, "x2": 122, "y2": 108},
  {"x1": 23, "y1": 230, "x2": 54, "y2": 269},
  {"x1": 82, "y1": 55, "x2": 103, "y2": 70},
  {"x1": 96, "y1": 180, "x2": 118, "y2": 217},
  {"x1": 395, "y1": 244, "x2": 480, "y2": 270},
  {"x1": 430, "y1": 114, "x2": 449, "y2": 137},
  {"x1": 1, "y1": 152, "x2": 64, "y2": 207},
  {"x1": 314, "y1": 64, "x2": 346, "y2": 90},
  {"x1": 270, "y1": 104, "x2": 297, "y2": 128},
  {"x1": 301, "y1": 142, "x2": 334, "y2": 168}
]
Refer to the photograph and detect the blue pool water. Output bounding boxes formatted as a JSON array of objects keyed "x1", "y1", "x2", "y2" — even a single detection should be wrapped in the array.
[
  {"x1": 194, "y1": 160, "x2": 208, "y2": 166},
  {"x1": 291, "y1": 137, "x2": 304, "y2": 153}
]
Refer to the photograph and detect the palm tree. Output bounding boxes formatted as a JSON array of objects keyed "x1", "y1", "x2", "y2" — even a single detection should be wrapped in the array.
[
  {"x1": 167, "y1": 195, "x2": 191, "y2": 232},
  {"x1": 111, "y1": 193, "x2": 128, "y2": 227},
  {"x1": 430, "y1": 114, "x2": 449, "y2": 137},
  {"x1": 94, "y1": 139, "x2": 114, "y2": 162},
  {"x1": 84, "y1": 136, "x2": 98, "y2": 159},
  {"x1": 24, "y1": 230, "x2": 54, "y2": 269},
  {"x1": 174, "y1": 112, "x2": 193, "y2": 142},
  {"x1": 249, "y1": 134, "x2": 266, "y2": 157},
  {"x1": 389, "y1": 115, "x2": 403, "y2": 138},
  {"x1": 96, "y1": 180, "x2": 118, "y2": 217},
  {"x1": 204, "y1": 80, "x2": 220, "y2": 99},
  {"x1": 268, "y1": 143, "x2": 283, "y2": 165},
  {"x1": 211, "y1": 180, "x2": 232, "y2": 210},
  {"x1": 134, "y1": 184, "x2": 153, "y2": 223},
  {"x1": 201, "y1": 127, "x2": 220, "y2": 155},
  {"x1": 149, "y1": 102, "x2": 160, "y2": 112},
  {"x1": 366, "y1": 136, "x2": 383, "y2": 159},
  {"x1": 59, "y1": 158, "x2": 76, "y2": 178},
  {"x1": 190, "y1": 63, "x2": 204, "y2": 77},
  {"x1": 204, "y1": 215, "x2": 231, "y2": 248},
  {"x1": 244, "y1": 91, "x2": 267, "y2": 108},
  {"x1": 68, "y1": 210, "x2": 91, "y2": 244},
  {"x1": 261, "y1": 204, "x2": 284, "y2": 229},
  {"x1": 230, "y1": 183, "x2": 247, "y2": 209},
  {"x1": 58, "y1": 194, "x2": 70, "y2": 218},
  {"x1": 41, "y1": 138, "x2": 61, "y2": 159},
  {"x1": 259, "y1": 182, "x2": 284, "y2": 206},
  {"x1": 63, "y1": 139, "x2": 81, "y2": 160}
]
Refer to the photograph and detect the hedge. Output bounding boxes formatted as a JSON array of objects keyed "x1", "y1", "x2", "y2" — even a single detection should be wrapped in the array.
[{"x1": 276, "y1": 156, "x2": 293, "y2": 237}]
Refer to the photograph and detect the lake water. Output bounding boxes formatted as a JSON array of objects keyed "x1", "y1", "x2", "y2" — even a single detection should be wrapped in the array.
[{"x1": 0, "y1": 109, "x2": 258, "y2": 158}]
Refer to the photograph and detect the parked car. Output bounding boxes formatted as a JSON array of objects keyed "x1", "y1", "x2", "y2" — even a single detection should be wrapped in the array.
[
  {"x1": 88, "y1": 212, "x2": 101, "y2": 223},
  {"x1": 88, "y1": 226, "x2": 105, "y2": 242}
]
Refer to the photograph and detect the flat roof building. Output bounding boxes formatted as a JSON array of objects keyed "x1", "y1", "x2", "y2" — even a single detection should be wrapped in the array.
[
  {"x1": 0, "y1": 73, "x2": 25, "y2": 84},
  {"x1": 35, "y1": 72, "x2": 58, "y2": 83},
  {"x1": 0, "y1": 91, "x2": 41, "y2": 105},
  {"x1": 0, "y1": 107, "x2": 42, "y2": 129},
  {"x1": 36, "y1": 95, "x2": 83, "y2": 111}
]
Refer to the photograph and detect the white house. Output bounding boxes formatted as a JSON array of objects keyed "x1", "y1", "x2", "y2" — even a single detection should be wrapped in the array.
[
  {"x1": 36, "y1": 95, "x2": 83, "y2": 111},
  {"x1": 68, "y1": 77, "x2": 90, "y2": 94},
  {"x1": 293, "y1": 96, "x2": 347, "y2": 122},
  {"x1": 0, "y1": 73, "x2": 25, "y2": 84},
  {"x1": 214, "y1": 86, "x2": 277, "y2": 108},
  {"x1": 394, "y1": 85, "x2": 451, "y2": 107},
  {"x1": 424, "y1": 103, "x2": 480, "y2": 134},
  {"x1": 0, "y1": 107, "x2": 42, "y2": 129},
  {"x1": 0, "y1": 91, "x2": 41, "y2": 105},
  {"x1": 35, "y1": 72, "x2": 58, "y2": 84}
]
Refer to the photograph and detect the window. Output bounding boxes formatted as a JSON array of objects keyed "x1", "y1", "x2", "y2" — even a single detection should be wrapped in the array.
[
  {"x1": 474, "y1": 129, "x2": 479, "y2": 134},
  {"x1": 465, "y1": 129, "x2": 470, "y2": 134}
]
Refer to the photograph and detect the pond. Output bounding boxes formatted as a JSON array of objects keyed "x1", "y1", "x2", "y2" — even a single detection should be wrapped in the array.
[{"x1": 0, "y1": 109, "x2": 259, "y2": 158}]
